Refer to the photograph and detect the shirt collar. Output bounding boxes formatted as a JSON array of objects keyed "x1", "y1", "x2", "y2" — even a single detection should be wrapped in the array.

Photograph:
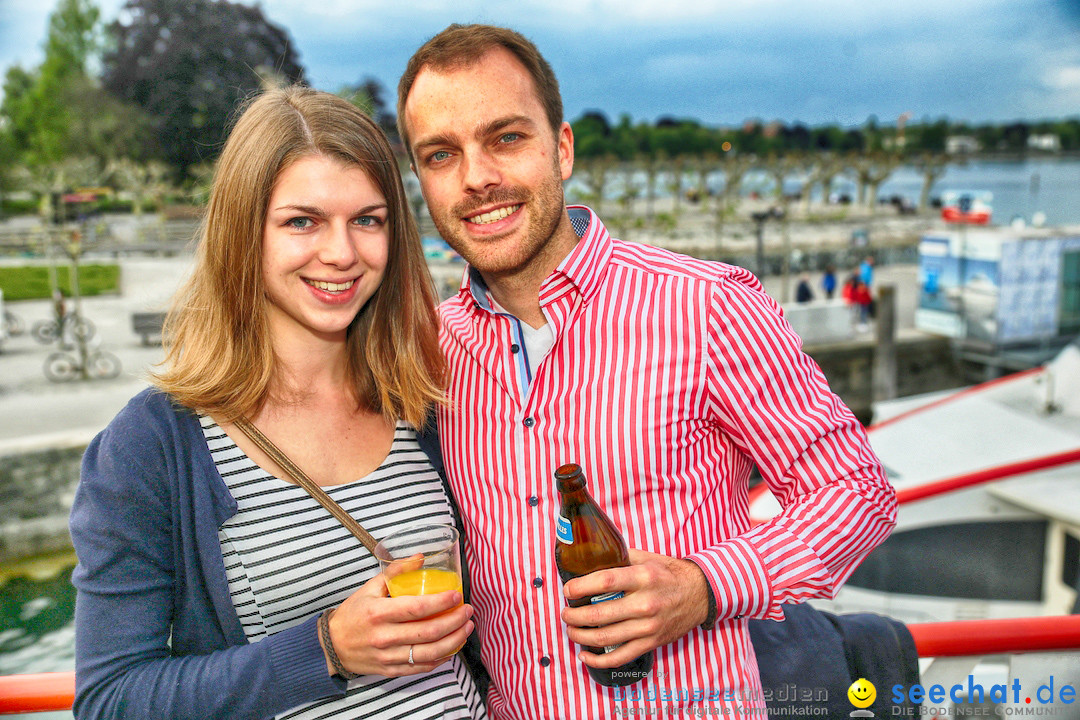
[{"x1": 461, "y1": 204, "x2": 612, "y2": 310}]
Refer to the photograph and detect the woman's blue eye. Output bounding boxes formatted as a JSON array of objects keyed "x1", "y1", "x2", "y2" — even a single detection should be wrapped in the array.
[
  {"x1": 354, "y1": 216, "x2": 382, "y2": 227},
  {"x1": 286, "y1": 217, "x2": 314, "y2": 229}
]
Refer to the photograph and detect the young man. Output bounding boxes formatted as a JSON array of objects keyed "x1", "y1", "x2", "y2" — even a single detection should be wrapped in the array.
[{"x1": 398, "y1": 24, "x2": 897, "y2": 719}]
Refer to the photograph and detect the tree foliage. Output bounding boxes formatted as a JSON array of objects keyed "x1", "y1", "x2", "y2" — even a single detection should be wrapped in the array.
[
  {"x1": 339, "y1": 77, "x2": 395, "y2": 140},
  {"x1": 0, "y1": 0, "x2": 156, "y2": 187},
  {"x1": 1, "y1": 0, "x2": 102, "y2": 169},
  {"x1": 101, "y1": 0, "x2": 306, "y2": 177},
  {"x1": 570, "y1": 110, "x2": 1080, "y2": 162}
]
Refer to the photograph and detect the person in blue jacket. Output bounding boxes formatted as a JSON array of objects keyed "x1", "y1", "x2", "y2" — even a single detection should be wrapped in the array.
[{"x1": 69, "y1": 86, "x2": 486, "y2": 720}]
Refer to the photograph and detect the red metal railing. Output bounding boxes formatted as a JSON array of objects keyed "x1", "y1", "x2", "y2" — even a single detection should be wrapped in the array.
[
  {"x1": 748, "y1": 446, "x2": 1080, "y2": 523},
  {"x1": 909, "y1": 614, "x2": 1080, "y2": 657},
  {"x1": 894, "y1": 446, "x2": 1080, "y2": 504},
  {"x1": 3, "y1": 614, "x2": 1080, "y2": 714},
  {"x1": 866, "y1": 365, "x2": 1045, "y2": 432},
  {"x1": 0, "y1": 670, "x2": 73, "y2": 714}
]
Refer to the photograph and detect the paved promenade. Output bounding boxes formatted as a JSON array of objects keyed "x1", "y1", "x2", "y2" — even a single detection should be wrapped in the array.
[
  {"x1": 0, "y1": 258, "x2": 190, "y2": 450},
  {"x1": 0, "y1": 255, "x2": 919, "y2": 450}
]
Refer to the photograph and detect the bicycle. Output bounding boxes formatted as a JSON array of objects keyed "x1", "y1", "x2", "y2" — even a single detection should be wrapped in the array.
[
  {"x1": 32, "y1": 313, "x2": 95, "y2": 346},
  {"x1": 44, "y1": 348, "x2": 122, "y2": 382}
]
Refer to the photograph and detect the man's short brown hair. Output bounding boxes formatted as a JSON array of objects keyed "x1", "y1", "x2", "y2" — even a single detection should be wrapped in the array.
[{"x1": 397, "y1": 23, "x2": 563, "y2": 159}]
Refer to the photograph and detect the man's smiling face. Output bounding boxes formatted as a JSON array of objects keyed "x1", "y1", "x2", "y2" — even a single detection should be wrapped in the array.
[{"x1": 402, "y1": 46, "x2": 576, "y2": 287}]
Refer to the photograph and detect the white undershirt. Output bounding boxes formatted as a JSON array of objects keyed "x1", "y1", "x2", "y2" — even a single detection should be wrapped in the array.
[{"x1": 519, "y1": 321, "x2": 555, "y2": 376}]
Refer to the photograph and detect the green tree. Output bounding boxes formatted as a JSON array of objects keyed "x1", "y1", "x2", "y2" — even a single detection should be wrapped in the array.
[
  {"x1": 0, "y1": 0, "x2": 101, "y2": 169},
  {"x1": 43, "y1": 0, "x2": 102, "y2": 76},
  {"x1": 102, "y1": 0, "x2": 306, "y2": 177},
  {"x1": 340, "y1": 77, "x2": 395, "y2": 141},
  {"x1": 571, "y1": 110, "x2": 614, "y2": 158}
]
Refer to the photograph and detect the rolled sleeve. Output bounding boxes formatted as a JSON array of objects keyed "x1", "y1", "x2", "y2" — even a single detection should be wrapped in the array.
[{"x1": 701, "y1": 270, "x2": 897, "y2": 620}]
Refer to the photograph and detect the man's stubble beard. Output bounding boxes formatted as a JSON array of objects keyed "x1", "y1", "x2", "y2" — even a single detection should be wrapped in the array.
[{"x1": 429, "y1": 161, "x2": 567, "y2": 279}]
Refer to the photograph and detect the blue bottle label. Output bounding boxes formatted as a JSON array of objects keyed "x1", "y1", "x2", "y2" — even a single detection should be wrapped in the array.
[
  {"x1": 556, "y1": 515, "x2": 573, "y2": 544},
  {"x1": 590, "y1": 591, "x2": 624, "y2": 604},
  {"x1": 591, "y1": 591, "x2": 625, "y2": 652}
]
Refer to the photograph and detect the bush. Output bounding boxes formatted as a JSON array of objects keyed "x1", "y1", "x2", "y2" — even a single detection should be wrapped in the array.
[{"x1": 1, "y1": 198, "x2": 39, "y2": 216}]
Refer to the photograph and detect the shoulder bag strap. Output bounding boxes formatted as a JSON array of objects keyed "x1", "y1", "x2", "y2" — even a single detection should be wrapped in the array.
[{"x1": 233, "y1": 417, "x2": 379, "y2": 553}]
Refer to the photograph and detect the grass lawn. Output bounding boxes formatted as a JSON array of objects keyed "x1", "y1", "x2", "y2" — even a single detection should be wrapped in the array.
[{"x1": 0, "y1": 264, "x2": 121, "y2": 301}]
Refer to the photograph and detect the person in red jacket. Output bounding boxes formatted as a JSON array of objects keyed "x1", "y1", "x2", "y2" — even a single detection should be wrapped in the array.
[{"x1": 852, "y1": 279, "x2": 873, "y2": 331}]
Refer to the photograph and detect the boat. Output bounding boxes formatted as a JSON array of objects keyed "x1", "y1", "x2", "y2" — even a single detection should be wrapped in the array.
[
  {"x1": 745, "y1": 339, "x2": 1080, "y2": 715},
  {"x1": 751, "y1": 337, "x2": 1080, "y2": 625},
  {"x1": 940, "y1": 190, "x2": 993, "y2": 225}
]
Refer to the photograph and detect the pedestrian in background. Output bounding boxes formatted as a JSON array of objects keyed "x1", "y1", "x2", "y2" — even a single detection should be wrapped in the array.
[
  {"x1": 796, "y1": 273, "x2": 814, "y2": 303},
  {"x1": 822, "y1": 264, "x2": 837, "y2": 300}
]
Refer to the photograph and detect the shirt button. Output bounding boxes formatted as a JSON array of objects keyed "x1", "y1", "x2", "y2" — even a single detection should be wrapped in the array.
[
  {"x1": 533, "y1": 577, "x2": 544, "y2": 588},
  {"x1": 510, "y1": 343, "x2": 520, "y2": 353},
  {"x1": 539, "y1": 656, "x2": 551, "y2": 668},
  {"x1": 528, "y1": 496, "x2": 539, "y2": 507},
  {"x1": 523, "y1": 417, "x2": 535, "y2": 428}
]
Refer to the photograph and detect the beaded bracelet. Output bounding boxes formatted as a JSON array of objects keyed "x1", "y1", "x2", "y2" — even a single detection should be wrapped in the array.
[{"x1": 319, "y1": 608, "x2": 359, "y2": 680}]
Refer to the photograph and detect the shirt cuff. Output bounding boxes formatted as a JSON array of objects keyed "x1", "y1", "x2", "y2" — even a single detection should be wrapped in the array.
[{"x1": 687, "y1": 535, "x2": 780, "y2": 622}]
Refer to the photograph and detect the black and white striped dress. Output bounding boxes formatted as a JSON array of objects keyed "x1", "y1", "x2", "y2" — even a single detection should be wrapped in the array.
[{"x1": 201, "y1": 416, "x2": 487, "y2": 720}]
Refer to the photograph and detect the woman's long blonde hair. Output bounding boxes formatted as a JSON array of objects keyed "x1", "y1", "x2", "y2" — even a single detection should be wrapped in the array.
[{"x1": 152, "y1": 86, "x2": 444, "y2": 429}]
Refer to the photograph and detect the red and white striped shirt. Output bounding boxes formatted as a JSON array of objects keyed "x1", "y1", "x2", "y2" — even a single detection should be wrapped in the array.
[{"x1": 437, "y1": 206, "x2": 897, "y2": 719}]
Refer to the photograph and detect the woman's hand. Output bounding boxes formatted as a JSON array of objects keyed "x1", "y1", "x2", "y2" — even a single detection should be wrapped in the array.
[{"x1": 321, "y1": 572, "x2": 474, "y2": 678}]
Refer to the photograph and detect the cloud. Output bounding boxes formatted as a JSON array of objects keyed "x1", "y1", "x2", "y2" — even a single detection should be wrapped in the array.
[
  {"x1": 3, "y1": 0, "x2": 1078, "y2": 125},
  {"x1": 1046, "y1": 65, "x2": 1080, "y2": 91}
]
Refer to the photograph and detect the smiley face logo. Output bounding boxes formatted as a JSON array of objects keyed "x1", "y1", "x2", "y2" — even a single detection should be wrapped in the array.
[{"x1": 848, "y1": 678, "x2": 876, "y2": 708}]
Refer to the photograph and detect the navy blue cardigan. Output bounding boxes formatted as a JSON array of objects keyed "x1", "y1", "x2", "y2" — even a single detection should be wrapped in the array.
[{"x1": 70, "y1": 388, "x2": 480, "y2": 719}]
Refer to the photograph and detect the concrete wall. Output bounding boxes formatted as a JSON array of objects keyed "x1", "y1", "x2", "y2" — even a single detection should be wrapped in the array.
[
  {"x1": 806, "y1": 331, "x2": 966, "y2": 424},
  {"x1": 0, "y1": 433, "x2": 90, "y2": 563},
  {"x1": 783, "y1": 301, "x2": 856, "y2": 345}
]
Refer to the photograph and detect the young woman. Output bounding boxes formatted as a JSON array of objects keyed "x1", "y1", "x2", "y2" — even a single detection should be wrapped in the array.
[{"x1": 69, "y1": 86, "x2": 486, "y2": 720}]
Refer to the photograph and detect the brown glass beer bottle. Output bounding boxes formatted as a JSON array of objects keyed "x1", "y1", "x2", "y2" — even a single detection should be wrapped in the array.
[{"x1": 554, "y1": 462, "x2": 654, "y2": 687}]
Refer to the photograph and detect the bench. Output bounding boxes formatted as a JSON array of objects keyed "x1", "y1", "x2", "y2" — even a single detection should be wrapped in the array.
[{"x1": 132, "y1": 312, "x2": 166, "y2": 346}]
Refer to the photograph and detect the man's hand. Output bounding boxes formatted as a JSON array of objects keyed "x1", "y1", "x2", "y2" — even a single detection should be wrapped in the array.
[{"x1": 560, "y1": 549, "x2": 710, "y2": 669}]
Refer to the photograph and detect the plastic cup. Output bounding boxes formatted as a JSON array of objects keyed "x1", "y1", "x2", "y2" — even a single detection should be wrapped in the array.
[{"x1": 374, "y1": 523, "x2": 463, "y2": 603}]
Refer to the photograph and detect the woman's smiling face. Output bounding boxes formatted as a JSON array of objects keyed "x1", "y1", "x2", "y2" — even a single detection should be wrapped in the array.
[{"x1": 261, "y1": 154, "x2": 390, "y2": 344}]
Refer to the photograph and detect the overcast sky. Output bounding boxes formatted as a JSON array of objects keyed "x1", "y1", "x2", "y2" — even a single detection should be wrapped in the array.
[{"x1": 2, "y1": 0, "x2": 1080, "y2": 129}]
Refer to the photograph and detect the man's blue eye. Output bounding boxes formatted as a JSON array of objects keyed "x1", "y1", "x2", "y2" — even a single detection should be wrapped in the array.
[
  {"x1": 500, "y1": 133, "x2": 520, "y2": 143},
  {"x1": 431, "y1": 151, "x2": 450, "y2": 162}
]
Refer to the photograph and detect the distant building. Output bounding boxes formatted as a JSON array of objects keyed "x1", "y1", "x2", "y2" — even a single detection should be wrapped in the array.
[
  {"x1": 946, "y1": 135, "x2": 981, "y2": 155},
  {"x1": 1027, "y1": 134, "x2": 1062, "y2": 152}
]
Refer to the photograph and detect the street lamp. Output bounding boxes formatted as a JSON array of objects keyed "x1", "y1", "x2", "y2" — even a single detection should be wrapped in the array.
[{"x1": 751, "y1": 206, "x2": 785, "y2": 279}]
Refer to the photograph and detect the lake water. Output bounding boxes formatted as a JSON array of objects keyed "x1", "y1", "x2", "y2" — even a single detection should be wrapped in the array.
[
  {"x1": 0, "y1": 554, "x2": 76, "y2": 719},
  {"x1": 870, "y1": 157, "x2": 1080, "y2": 228},
  {"x1": 2, "y1": 155, "x2": 1080, "y2": 713},
  {"x1": 568, "y1": 156, "x2": 1080, "y2": 228}
]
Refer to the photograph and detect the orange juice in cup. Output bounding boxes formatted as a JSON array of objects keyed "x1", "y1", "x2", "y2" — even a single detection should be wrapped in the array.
[
  {"x1": 375, "y1": 523, "x2": 466, "y2": 637},
  {"x1": 387, "y1": 567, "x2": 463, "y2": 598}
]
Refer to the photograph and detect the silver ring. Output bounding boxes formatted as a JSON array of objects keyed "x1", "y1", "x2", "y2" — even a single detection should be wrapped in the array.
[{"x1": 408, "y1": 645, "x2": 415, "y2": 665}]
